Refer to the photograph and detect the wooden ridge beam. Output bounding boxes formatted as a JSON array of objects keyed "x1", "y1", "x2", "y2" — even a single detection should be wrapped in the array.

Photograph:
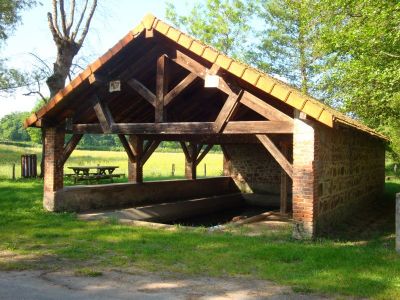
[
  {"x1": 59, "y1": 134, "x2": 83, "y2": 166},
  {"x1": 72, "y1": 121, "x2": 294, "y2": 135},
  {"x1": 127, "y1": 78, "x2": 156, "y2": 107},
  {"x1": 117, "y1": 134, "x2": 136, "y2": 163},
  {"x1": 164, "y1": 72, "x2": 198, "y2": 106},
  {"x1": 256, "y1": 134, "x2": 293, "y2": 178}
]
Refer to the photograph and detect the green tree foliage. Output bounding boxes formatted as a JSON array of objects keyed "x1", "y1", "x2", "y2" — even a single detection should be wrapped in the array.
[
  {"x1": 166, "y1": 0, "x2": 256, "y2": 59},
  {"x1": 0, "y1": 0, "x2": 37, "y2": 93},
  {"x1": 0, "y1": 112, "x2": 31, "y2": 141},
  {"x1": 316, "y1": 0, "x2": 400, "y2": 156},
  {"x1": 250, "y1": 0, "x2": 323, "y2": 96}
]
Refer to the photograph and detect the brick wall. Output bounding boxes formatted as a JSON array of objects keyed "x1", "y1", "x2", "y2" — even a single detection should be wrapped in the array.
[
  {"x1": 315, "y1": 124, "x2": 385, "y2": 234},
  {"x1": 223, "y1": 143, "x2": 291, "y2": 194}
]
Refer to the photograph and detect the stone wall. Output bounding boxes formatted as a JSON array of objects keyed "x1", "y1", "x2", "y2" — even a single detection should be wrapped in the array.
[
  {"x1": 223, "y1": 143, "x2": 291, "y2": 194},
  {"x1": 315, "y1": 124, "x2": 386, "y2": 234}
]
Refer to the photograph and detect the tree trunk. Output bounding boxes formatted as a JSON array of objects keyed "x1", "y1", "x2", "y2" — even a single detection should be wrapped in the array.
[{"x1": 39, "y1": 42, "x2": 79, "y2": 177}]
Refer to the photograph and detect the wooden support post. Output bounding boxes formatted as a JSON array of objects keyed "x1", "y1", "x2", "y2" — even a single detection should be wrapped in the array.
[
  {"x1": 93, "y1": 97, "x2": 114, "y2": 133},
  {"x1": 184, "y1": 142, "x2": 197, "y2": 180},
  {"x1": 221, "y1": 145, "x2": 231, "y2": 176},
  {"x1": 141, "y1": 140, "x2": 160, "y2": 166},
  {"x1": 156, "y1": 55, "x2": 168, "y2": 122},
  {"x1": 128, "y1": 135, "x2": 143, "y2": 183},
  {"x1": 12, "y1": 163, "x2": 15, "y2": 180},
  {"x1": 280, "y1": 143, "x2": 289, "y2": 214},
  {"x1": 60, "y1": 134, "x2": 83, "y2": 166}
]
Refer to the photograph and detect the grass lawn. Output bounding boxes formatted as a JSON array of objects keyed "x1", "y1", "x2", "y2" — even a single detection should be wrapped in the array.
[
  {"x1": 1, "y1": 143, "x2": 400, "y2": 299},
  {"x1": 0, "y1": 177, "x2": 399, "y2": 299}
]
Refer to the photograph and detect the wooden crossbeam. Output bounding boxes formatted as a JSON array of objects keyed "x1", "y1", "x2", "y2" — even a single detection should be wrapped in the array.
[
  {"x1": 256, "y1": 134, "x2": 293, "y2": 178},
  {"x1": 117, "y1": 134, "x2": 136, "y2": 163},
  {"x1": 72, "y1": 121, "x2": 294, "y2": 135},
  {"x1": 141, "y1": 140, "x2": 160, "y2": 166},
  {"x1": 196, "y1": 144, "x2": 213, "y2": 165},
  {"x1": 93, "y1": 97, "x2": 114, "y2": 134},
  {"x1": 60, "y1": 134, "x2": 83, "y2": 166},
  {"x1": 156, "y1": 55, "x2": 168, "y2": 122},
  {"x1": 214, "y1": 90, "x2": 243, "y2": 132},
  {"x1": 127, "y1": 79, "x2": 156, "y2": 107},
  {"x1": 164, "y1": 72, "x2": 198, "y2": 106}
]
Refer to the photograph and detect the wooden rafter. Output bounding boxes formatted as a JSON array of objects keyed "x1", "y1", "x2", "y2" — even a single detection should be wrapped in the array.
[
  {"x1": 72, "y1": 121, "x2": 293, "y2": 135},
  {"x1": 59, "y1": 134, "x2": 83, "y2": 166},
  {"x1": 117, "y1": 134, "x2": 136, "y2": 163},
  {"x1": 164, "y1": 72, "x2": 197, "y2": 106},
  {"x1": 127, "y1": 78, "x2": 156, "y2": 107},
  {"x1": 92, "y1": 97, "x2": 114, "y2": 133},
  {"x1": 256, "y1": 134, "x2": 293, "y2": 178},
  {"x1": 240, "y1": 91, "x2": 292, "y2": 122}
]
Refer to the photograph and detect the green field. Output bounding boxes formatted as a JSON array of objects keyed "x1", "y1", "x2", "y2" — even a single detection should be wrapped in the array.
[{"x1": 0, "y1": 143, "x2": 223, "y2": 180}]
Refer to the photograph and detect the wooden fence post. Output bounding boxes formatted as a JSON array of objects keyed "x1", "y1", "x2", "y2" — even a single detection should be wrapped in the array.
[
  {"x1": 12, "y1": 163, "x2": 16, "y2": 180},
  {"x1": 204, "y1": 163, "x2": 207, "y2": 177},
  {"x1": 171, "y1": 163, "x2": 175, "y2": 176}
]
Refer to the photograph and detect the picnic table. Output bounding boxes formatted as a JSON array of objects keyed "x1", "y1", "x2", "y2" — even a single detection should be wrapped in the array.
[{"x1": 67, "y1": 166, "x2": 121, "y2": 184}]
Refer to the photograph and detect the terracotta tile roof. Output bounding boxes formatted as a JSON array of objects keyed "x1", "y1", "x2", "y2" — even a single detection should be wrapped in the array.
[{"x1": 24, "y1": 13, "x2": 388, "y2": 141}]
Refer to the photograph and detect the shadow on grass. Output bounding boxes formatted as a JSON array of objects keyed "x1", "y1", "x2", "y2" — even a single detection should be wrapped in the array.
[{"x1": 1, "y1": 179, "x2": 400, "y2": 299}]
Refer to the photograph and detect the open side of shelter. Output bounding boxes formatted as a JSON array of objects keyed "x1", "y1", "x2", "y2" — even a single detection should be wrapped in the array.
[{"x1": 25, "y1": 14, "x2": 387, "y2": 239}]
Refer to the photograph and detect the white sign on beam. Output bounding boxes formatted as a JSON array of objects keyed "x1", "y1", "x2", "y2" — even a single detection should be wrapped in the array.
[
  {"x1": 109, "y1": 80, "x2": 121, "y2": 93},
  {"x1": 204, "y1": 74, "x2": 220, "y2": 88}
]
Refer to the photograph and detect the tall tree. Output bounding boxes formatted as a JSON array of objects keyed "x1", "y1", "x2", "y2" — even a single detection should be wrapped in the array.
[
  {"x1": 249, "y1": 0, "x2": 323, "y2": 96},
  {"x1": 37, "y1": 0, "x2": 97, "y2": 177},
  {"x1": 316, "y1": 0, "x2": 400, "y2": 156},
  {"x1": 46, "y1": 0, "x2": 97, "y2": 97},
  {"x1": 166, "y1": 0, "x2": 256, "y2": 59}
]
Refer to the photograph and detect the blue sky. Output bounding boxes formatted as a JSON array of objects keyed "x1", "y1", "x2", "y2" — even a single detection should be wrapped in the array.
[{"x1": 0, "y1": 0, "x2": 181, "y2": 118}]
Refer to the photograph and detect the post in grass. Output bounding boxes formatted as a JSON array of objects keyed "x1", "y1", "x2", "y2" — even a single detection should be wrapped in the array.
[
  {"x1": 12, "y1": 163, "x2": 16, "y2": 180},
  {"x1": 171, "y1": 163, "x2": 175, "y2": 177},
  {"x1": 397, "y1": 193, "x2": 400, "y2": 253}
]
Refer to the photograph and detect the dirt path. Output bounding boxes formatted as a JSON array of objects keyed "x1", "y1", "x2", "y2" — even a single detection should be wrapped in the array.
[{"x1": 0, "y1": 269, "x2": 332, "y2": 300}]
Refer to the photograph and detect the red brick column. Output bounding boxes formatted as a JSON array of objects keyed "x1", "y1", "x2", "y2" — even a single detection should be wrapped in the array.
[
  {"x1": 292, "y1": 118, "x2": 319, "y2": 239},
  {"x1": 43, "y1": 126, "x2": 65, "y2": 211},
  {"x1": 128, "y1": 135, "x2": 143, "y2": 183}
]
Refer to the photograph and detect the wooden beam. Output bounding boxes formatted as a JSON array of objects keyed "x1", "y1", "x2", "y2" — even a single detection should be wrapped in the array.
[
  {"x1": 127, "y1": 78, "x2": 156, "y2": 107},
  {"x1": 156, "y1": 55, "x2": 168, "y2": 122},
  {"x1": 93, "y1": 97, "x2": 114, "y2": 134},
  {"x1": 72, "y1": 121, "x2": 294, "y2": 135},
  {"x1": 164, "y1": 72, "x2": 197, "y2": 106},
  {"x1": 128, "y1": 135, "x2": 143, "y2": 183},
  {"x1": 280, "y1": 143, "x2": 289, "y2": 214},
  {"x1": 240, "y1": 91, "x2": 293, "y2": 122},
  {"x1": 185, "y1": 142, "x2": 197, "y2": 179},
  {"x1": 196, "y1": 144, "x2": 213, "y2": 165},
  {"x1": 60, "y1": 134, "x2": 83, "y2": 166},
  {"x1": 256, "y1": 134, "x2": 293, "y2": 178},
  {"x1": 180, "y1": 141, "x2": 191, "y2": 161},
  {"x1": 117, "y1": 134, "x2": 136, "y2": 163},
  {"x1": 141, "y1": 140, "x2": 160, "y2": 166},
  {"x1": 214, "y1": 90, "x2": 243, "y2": 132}
]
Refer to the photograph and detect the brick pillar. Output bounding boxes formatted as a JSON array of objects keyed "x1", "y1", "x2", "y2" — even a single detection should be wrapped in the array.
[
  {"x1": 128, "y1": 135, "x2": 143, "y2": 183},
  {"x1": 43, "y1": 126, "x2": 65, "y2": 211},
  {"x1": 292, "y1": 118, "x2": 319, "y2": 239},
  {"x1": 185, "y1": 143, "x2": 197, "y2": 180}
]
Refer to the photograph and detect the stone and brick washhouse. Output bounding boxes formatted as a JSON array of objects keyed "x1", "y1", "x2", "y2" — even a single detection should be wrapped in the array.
[{"x1": 24, "y1": 14, "x2": 387, "y2": 239}]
